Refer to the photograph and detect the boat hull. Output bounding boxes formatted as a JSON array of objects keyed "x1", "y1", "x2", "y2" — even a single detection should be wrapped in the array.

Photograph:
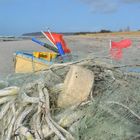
[{"x1": 14, "y1": 52, "x2": 53, "y2": 73}]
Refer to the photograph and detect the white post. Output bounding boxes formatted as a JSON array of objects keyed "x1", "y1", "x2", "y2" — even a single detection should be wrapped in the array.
[
  {"x1": 48, "y1": 28, "x2": 55, "y2": 42},
  {"x1": 41, "y1": 31, "x2": 57, "y2": 49},
  {"x1": 109, "y1": 39, "x2": 112, "y2": 50},
  {"x1": 109, "y1": 39, "x2": 113, "y2": 65}
]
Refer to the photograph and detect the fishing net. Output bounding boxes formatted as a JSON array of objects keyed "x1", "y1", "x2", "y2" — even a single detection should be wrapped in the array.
[{"x1": 0, "y1": 57, "x2": 140, "y2": 140}]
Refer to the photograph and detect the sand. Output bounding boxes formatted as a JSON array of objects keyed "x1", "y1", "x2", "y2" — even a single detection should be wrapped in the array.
[{"x1": 0, "y1": 35, "x2": 140, "y2": 79}]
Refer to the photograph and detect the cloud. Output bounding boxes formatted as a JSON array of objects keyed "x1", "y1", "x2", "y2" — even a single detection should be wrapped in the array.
[
  {"x1": 80, "y1": 0, "x2": 118, "y2": 13},
  {"x1": 79, "y1": 0, "x2": 140, "y2": 13}
]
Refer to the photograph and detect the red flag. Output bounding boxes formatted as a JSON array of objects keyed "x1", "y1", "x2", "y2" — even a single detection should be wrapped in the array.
[
  {"x1": 44, "y1": 32, "x2": 71, "y2": 53},
  {"x1": 110, "y1": 39, "x2": 132, "y2": 60},
  {"x1": 111, "y1": 39, "x2": 132, "y2": 49}
]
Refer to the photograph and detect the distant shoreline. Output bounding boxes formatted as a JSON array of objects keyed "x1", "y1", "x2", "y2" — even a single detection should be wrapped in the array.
[{"x1": 22, "y1": 31, "x2": 140, "y2": 37}]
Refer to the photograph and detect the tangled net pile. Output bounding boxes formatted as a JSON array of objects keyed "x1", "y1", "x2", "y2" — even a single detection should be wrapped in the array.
[{"x1": 0, "y1": 58, "x2": 140, "y2": 140}]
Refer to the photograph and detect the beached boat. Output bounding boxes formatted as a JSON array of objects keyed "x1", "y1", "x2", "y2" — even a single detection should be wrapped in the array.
[
  {"x1": 14, "y1": 51, "x2": 72, "y2": 73},
  {"x1": 14, "y1": 51, "x2": 58, "y2": 73},
  {"x1": 14, "y1": 31, "x2": 71, "y2": 73}
]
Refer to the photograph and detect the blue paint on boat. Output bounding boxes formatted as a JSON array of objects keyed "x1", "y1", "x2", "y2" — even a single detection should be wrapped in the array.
[{"x1": 15, "y1": 51, "x2": 54, "y2": 65}]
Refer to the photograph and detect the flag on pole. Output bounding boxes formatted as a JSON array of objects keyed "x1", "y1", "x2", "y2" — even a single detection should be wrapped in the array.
[
  {"x1": 44, "y1": 32, "x2": 71, "y2": 54},
  {"x1": 110, "y1": 39, "x2": 132, "y2": 60}
]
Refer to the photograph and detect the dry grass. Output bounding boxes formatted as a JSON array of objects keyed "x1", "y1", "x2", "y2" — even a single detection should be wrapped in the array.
[{"x1": 79, "y1": 31, "x2": 140, "y2": 38}]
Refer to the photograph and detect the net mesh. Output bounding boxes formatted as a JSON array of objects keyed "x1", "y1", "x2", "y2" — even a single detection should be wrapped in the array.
[{"x1": 0, "y1": 57, "x2": 140, "y2": 140}]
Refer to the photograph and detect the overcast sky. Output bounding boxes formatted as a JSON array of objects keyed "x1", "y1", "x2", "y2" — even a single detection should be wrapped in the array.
[{"x1": 0, "y1": 0, "x2": 140, "y2": 35}]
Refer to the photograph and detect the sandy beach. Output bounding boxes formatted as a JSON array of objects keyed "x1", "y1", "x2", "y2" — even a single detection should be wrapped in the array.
[{"x1": 0, "y1": 35, "x2": 140, "y2": 79}]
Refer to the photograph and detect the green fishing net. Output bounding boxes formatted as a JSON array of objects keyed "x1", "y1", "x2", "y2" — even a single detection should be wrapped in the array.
[{"x1": 0, "y1": 58, "x2": 140, "y2": 140}]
